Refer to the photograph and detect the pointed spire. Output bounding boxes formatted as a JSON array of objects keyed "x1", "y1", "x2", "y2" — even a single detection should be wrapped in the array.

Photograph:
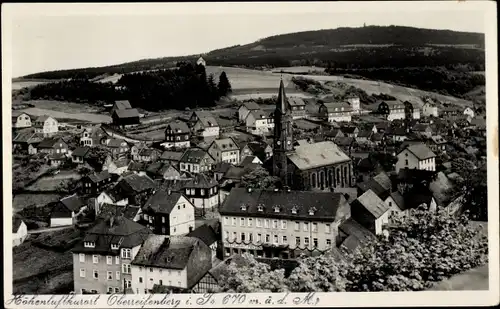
[{"x1": 276, "y1": 78, "x2": 287, "y2": 113}]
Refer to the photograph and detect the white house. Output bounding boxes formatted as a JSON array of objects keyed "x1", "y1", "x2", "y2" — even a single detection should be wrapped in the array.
[
  {"x1": 179, "y1": 148, "x2": 215, "y2": 174},
  {"x1": 33, "y1": 115, "x2": 58, "y2": 136},
  {"x1": 96, "y1": 190, "x2": 129, "y2": 211},
  {"x1": 412, "y1": 108, "x2": 421, "y2": 120},
  {"x1": 50, "y1": 194, "x2": 86, "y2": 227},
  {"x1": 130, "y1": 235, "x2": 212, "y2": 293},
  {"x1": 378, "y1": 101, "x2": 405, "y2": 121},
  {"x1": 422, "y1": 102, "x2": 439, "y2": 117},
  {"x1": 464, "y1": 107, "x2": 475, "y2": 119},
  {"x1": 351, "y1": 190, "x2": 391, "y2": 236},
  {"x1": 189, "y1": 111, "x2": 220, "y2": 139},
  {"x1": 395, "y1": 143, "x2": 436, "y2": 173},
  {"x1": 12, "y1": 113, "x2": 32, "y2": 129},
  {"x1": 183, "y1": 173, "x2": 220, "y2": 212},
  {"x1": 207, "y1": 138, "x2": 240, "y2": 165},
  {"x1": 141, "y1": 191, "x2": 196, "y2": 236},
  {"x1": 244, "y1": 110, "x2": 274, "y2": 136},
  {"x1": 238, "y1": 102, "x2": 261, "y2": 123},
  {"x1": 12, "y1": 216, "x2": 28, "y2": 247},
  {"x1": 346, "y1": 95, "x2": 361, "y2": 114},
  {"x1": 318, "y1": 102, "x2": 352, "y2": 123},
  {"x1": 102, "y1": 157, "x2": 130, "y2": 175}
]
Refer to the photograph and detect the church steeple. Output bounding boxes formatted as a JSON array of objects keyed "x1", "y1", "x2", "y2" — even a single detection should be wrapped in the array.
[{"x1": 272, "y1": 78, "x2": 294, "y2": 187}]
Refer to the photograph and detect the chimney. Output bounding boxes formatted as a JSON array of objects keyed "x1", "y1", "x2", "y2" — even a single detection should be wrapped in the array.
[
  {"x1": 167, "y1": 189, "x2": 172, "y2": 195},
  {"x1": 110, "y1": 216, "x2": 115, "y2": 228}
]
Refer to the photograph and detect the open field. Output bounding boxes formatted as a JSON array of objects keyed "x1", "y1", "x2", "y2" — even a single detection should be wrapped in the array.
[
  {"x1": 20, "y1": 107, "x2": 111, "y2": 123},
  {"x1": 26, "y1": 171, "x2": 81, "y2": 191},
  {"x1": 271, "y1": 66, "x2": 326, "y2": 73},
  {"x1": 12, "y1": 80, "x2": 53, "y2": 91},
  {"x1": 13, "y1": 193, "x2": 62, "y2": 212}
]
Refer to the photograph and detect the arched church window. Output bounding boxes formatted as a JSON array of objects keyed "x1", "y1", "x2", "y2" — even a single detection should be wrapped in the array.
[{"x1": 311, "y1": 173, "x2": 317, "y2": 188}]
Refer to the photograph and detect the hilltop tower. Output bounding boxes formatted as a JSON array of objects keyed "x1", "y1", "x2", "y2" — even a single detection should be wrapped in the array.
[{"x1": 272, "y1": 79, "x2": 294, "y2": 187}]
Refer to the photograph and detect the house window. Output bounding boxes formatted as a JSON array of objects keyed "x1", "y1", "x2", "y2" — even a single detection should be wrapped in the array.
[
  {"x1": 80, "y1": 269, "x2": 85, "y2": 278},
  {"x1": 231, "y1": 217, "x2": 236, "y2": 226},
  {"x1": 107, "y1": 287, "x2": 113, "y2": 294},
  {"x1": 159, "y1": 279, "x2": 163, "y2": 286},
  {"x1": 247, "y1": 218, "x2": 253, "y2": 226},
  {"x1": 115, "y1": 287, "x2": 120, "y2": 293},
  {"x1": 224, "y1": 217, "x2": 229, "y2": 225},
  {"x1": 296, "y1": 237, "x2": 300, "y2": 246},
  {"x1": 326, "y1": 239, "x2": 332, "y2": 246},
  {"x1": 122, "y1": 264, "x2": 131, "y2": 274},
  {"x1": 79, "y1": 253, "x2": 85, "y2": 263},
  {"x1": 115, "y1": 256, "x2": 120, "y2": 264},
  {"x1": 93, "y1": 270, "x2": 99, "y2": 279},
  {"x1": 295, "y1": 222, "x2": 300, "y2": 231},
  {"x1": 92, "y1": 255, "x2": 99, "y2": 264},
  {"x1": 265, "y1": 234, "x2": 270, "y2": 243},
  {"x1": 224, "y1": 231, "x2": 229, "y2": 240},
  {"x1": 107, "y1": 256, "x2": 113, "y2": 265},
  {"x1": 116, "y1": 271, "x2": 120, "y2": 280},
  {"x1": 265, "y1": 220, "x2": 270, "y2": 228},
  {"x1": 256, "y1": 219, "x2": 262, "y2": 227},
  {"x1": 325, "y1": 224, "x2": 331, "y2": 234},
  {"x1": 405, "y1": 159, "x2": 408, "y2": 165},
  {"x1": 139, "y1": 277, "x2": 143, "y2": 283},
  {"x1": 162, "y1": 217, "x2": 165, "y2": 223},
  {"x1": 107, "y1": 271, "x2": 113, "y2": 280},
  {"x1": 257, "y1": 234, "x2": 262, "y2": 242},
  {"x1": 304, "y1": 238, "x2": 310, "y2": 246},
  {"x1": 241, "y1": 233, "x2": 246, "y2": 242},
  {"x1": 303, "y1": 222, "x2": 309, "y2": 232},
  {"x1": 272, "y1": 220, "x2": 278, "y2": 229},
  {"x1": 121, "y1": 249, "x2": 131, "y2": 259},
  {"x1": 84, "y1": 242, "x2": 95, "y2": 248},
  {"x1": 273, "y1": 235, "x2": 279, "y2": 244},
  {"x1": 282, "y1": 236, "x2": 287, "y2": 244},
  {"x1": 312, "y1": 223, "x2": 318, "y2": 232},
  {"x1": 233, "y1": 232, "x2": 237, "y2": 240},
  {"x1": 150, "y1": 268, "x2": 153, "y2": 273},
  {"x1": 240, "y1": 218, "x2": 245, "y2": 227},
  {"x1": 281, "y1": 220, "x2": 287, "y2": 229},
  {"x1": 313, "y1": 238, "x2": 318, "y2": 247}
]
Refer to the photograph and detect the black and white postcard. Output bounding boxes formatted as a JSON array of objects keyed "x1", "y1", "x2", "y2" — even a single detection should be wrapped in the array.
[{"x1": 2, "y1": 1, "x2": 499, "y2": 308}]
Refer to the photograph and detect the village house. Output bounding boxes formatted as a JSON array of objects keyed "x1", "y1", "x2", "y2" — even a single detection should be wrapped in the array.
[
  {"x1": 239, "y1": 155, "x2": 263, "y2": 168},
  {"x1": 422, "y1": 102, "x2": 439, "y2": 117},
  {"x1": 187, "y1": 224, "x2": 220, "y2": 262},
  {"x1": 403, "y1": 101, "x2": 421, "y2": 120},
  {"x1": 80, "y1": 126, "x2": 106, "y2": 147},
  {"x1": 323, "y1": 128, "x2": 344, "y2": 141},
  {"x1": 220, "y1": 188, "x2": 351, "y2": 259},
  {"x1": 12, "y1": 113, "x2": 32, "y2": 129},
  {"x1": 395, "y1": 143, "x2": 436, "y2": 173},
  {"x1": 238, "y1": 101, "x2": 261, "y2": 123},
  {"x1": 141, "y1": 190, "x2": 195, "y2": 235},
  {"x1": 50, "y1": 194, "x2": 86, "y2": 227},
  {"x1": 428, "y1": 135, "x2": 448, "y2": 153},
  {"x1": 71, "y1": 146, "x2": 91, "y2": 164},
  {"x1": 96, "y1": 187, "x2": 129, "y2": 211},
  {"x1": 145, "y1": 162, "x2": 181, "y2": 180},
  {"x1": 346, "y1": 95, "x2": 361, "y2": 114},
  {"x1": 287, "y1": 97, "x2": 307, "y2": 119},
  {"x1": 130, "y1": 235, "x2": 212, "y2": 293},
  {"x1": 116, "y1": 173, "x2": 157, "y2": 206},
  {"x1": 318, "y1": 102, "x2": 352, "y2": 123},
  {"x1": 350, "y1": 189, "x2": 391, "y2": 236},
  {"x1": 105, "y1": 138, "x2": 130, "y2": 159},
  {"x1": 378, "y1": 101, "x2": 405, "y2": 121},
  {"x1": 183, "y1": 173, "x2": 220, "y2": 215},
  {"x1": 196, "y1": 56, "x2": 206, "y2": 67},
  {"x1": 130, "y1": 143, "x2": 147, "y2": 161},
  {"x1": 12, "y1": 215, "x2": 28, "y2": 247},
  {"x1": 412, "y1": 123, "x2": 433, "y2": 138},
  {"x1": 82, "y1": 170, "x2": 114, "y2": 195},
  {"x1": 48, "y1": 153, "x2": 66, "y2": 167},
  {"x1": 463, "y1": 107, "x2": 475, "y2": 119},
  {"x1": 102, "y1": 157, "x2": 131, "y2": 175},
  {"x1": 112, "y1": 109, "x2": 140, "y2": 127},
  {"x1": 13, "y1": 132, "x2": 44, "y2": 154},
  {"x1": 33, "y1": 115, "x2": 58, "y2": 136},
  {"x1": 111, "y1": 100, "x2": 133, "y2": 115},
  {"x1": 179, "y1": 148, "x2": 215, "y2": 174},
  {"x1": 207, "y1": 137, "x2": 240, "y2": 165},
  {"x1": 189, "y1": 111, "x2": 220, "y2": 139},
  {"x1": 242, "y1": 141, "x2": 273, "y2": 162},
  {"x1": 371, "y1": 132, "x2": 385, "y2": 146},
  {"x1": 72, "y1": 216, "x2": 151, "y2": 294},
  {"x1": 390, "y1": 127, "x2": 408, "y2": 142},
  {"x1": 245, "y1": 109, "x2": 274, "y2": 136},
  {"x1": 159, "y1": 150, "x2": 184, "y2": 167},
  {"x1": 355, "y1": 130, "x2": 373, "y2": 144},
  {"x1": 33, "y1": 137, "x2": 69, "y2": 155},
  {"x1": 162, "y1": 120, "x2": 191, "y2": 149},
  {"x1": 341, "y1": 126, "x2": 359, "y2": 138},
  {"x1": 136, "y1": 148, "x2": 161, "y2": 163}
]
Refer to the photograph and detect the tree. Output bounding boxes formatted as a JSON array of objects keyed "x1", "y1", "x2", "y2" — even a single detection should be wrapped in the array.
[
  {"x1": 240, "y1": 166, "x2": 281, "y2": 190},
  {"x1": 87, "y1": 145, "x2": 111, "y2": 167},
  {"x1": 218, "y1": 71, "x2": 232, "y2": 97},
  {"x1": 207, "y1": 74, "x2": 220, "y2": 101}
]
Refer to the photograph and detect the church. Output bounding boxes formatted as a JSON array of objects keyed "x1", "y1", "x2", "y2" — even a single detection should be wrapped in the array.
[{"x1": 266, "y1": 79, "x2": 355, "y2": 191}]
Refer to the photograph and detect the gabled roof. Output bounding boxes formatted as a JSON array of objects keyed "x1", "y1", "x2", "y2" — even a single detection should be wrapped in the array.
[
  {"x1": 114, "y1": 100, "x2": 132, "y2": 110},
  {"x1": 107, "y1": 138, "x2": 127, "y2": 148},
  {"x1": 211, "y1": 137, "x2": 239, "y2": 152},
  {"x1": 88, "y1": 170, "x2": 112, "y2": 183},
  {"x1": 114, "y1": 108, "x2": 139, "y2": 119},
  {"x1": 72, "y1": 146, "x2": 91, "y2": 157},
  {"x1": 166, "y1": 120, "x2": 190, "y2": 133},
  {"x1": 60, "y1": 194, "x2": 85, "y2": 212},
  {"x1": 34, "y1": 115, "x2": 55, "y2": 122},
  {"x1": 341, "y1": 126, "x2": 358, "y2": 134},
  {"x1": 187, "y1": 224, "x2": 218, "y2": 247},
  {"x1": 118, "y1": 173, "x2": 157, "y2": 193},
  {"x1": 131, "y1": 235, "x2": 200, "y2": 269},
  {"x1": 143, "y1": 190, "x2": 184, "y2": 214},
  {"x1": 288, "y1": 97, "x2": 306, "y2": 107},
  {"x1": 413, "y1": 124, "x2": 432, "y2": 132},
  {"x1": 139, "y1": 148, "x2": 158, "y2": 157},
  {"x1": 352, "y1": 189, "x2": 390, "y2": 219},
  {"x1": 287, "y1": 141, "x2": 350, "y2": 170},
  {"x1": 193, "y1": 111, "x2": 219, "y2": 127},
  {"x1": 184, "y1": 173, "x2": 218, "y2": 189},
  {"x1": 180, "y1": 148, "x2": 212, "y2": 163},
  {"x1": 240, "y1": 155, "x2": 262, "y2": 167},
  {"x1": 37, "y1": 137, "x2": 65, "y2": 148},
  {"x1": 241, "y1": 102, "x2": 261, "y2": 111},
  {"x1": 97, "y1": 204, "x2": 140, "y2": 221},
  {"x1": 402, "y1": 143, "x2": 436, "y2": 160},
  {"x1": 247, "y1": 109, "x2": 271, "y2": 121},
  {"x1": 372, "y1": 172, "x2": 391, "y2": 191},
  {"x1": 213, "y1": 162, "x2": 232, "y2": 174},
  {"x1": 160, "y1": 150, "x2": 184, "y2": 161},
  {"x1": 430, "y1": 135, "x2": 447, "y2": 144},
  {"x1": 220, "y1": 188, "x2": 346, "y2": 221},
  {"x1": 356, "y1": 130, "x2": 373, "y2": 138},
  {"x1": 334, "y1": 136, "x2": 354, "y2": 146},
  {"x1": 322, "y1": 102, "x2": 352, "y2": 112}
]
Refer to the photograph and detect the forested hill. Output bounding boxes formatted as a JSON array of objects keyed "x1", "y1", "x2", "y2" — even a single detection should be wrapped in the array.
[{"x1": 20, "y1": 25, "x2": 484, "y2": 80}]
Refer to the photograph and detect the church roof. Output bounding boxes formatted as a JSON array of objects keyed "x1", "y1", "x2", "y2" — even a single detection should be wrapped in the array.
[
  {"x1": 276, "y1": 79, "x2": 288, "y2": 114},
  {"x1": 287, "y1": 141, "x2": 351, "y2": 170}
]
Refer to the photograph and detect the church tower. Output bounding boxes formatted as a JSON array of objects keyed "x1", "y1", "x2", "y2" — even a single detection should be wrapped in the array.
[{"x1": 272, "y1": 79, "x2": 294, "y2": 187}]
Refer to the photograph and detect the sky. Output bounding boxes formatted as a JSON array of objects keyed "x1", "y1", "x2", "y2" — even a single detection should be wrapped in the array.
[{"x1": 5, "y1": 2, "x2": 488, "y2": 77}]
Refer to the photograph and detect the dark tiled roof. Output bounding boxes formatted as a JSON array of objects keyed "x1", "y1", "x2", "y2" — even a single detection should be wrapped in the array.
[
  {"x1": 60, "y1": 194, "x2": 85, "y2": 212},
  {"x1": 333, "y1": 136, "x2": 354, "y2": 146},
  {"x1": 107, "y1": 138, "x2": 127, "y2": 148},
  {"x1": 241, "y1": 102, "x2": 260, "y2": 110},
  {"x1": 143, "y1": 190, "x2": 184, "y2": 214},
  {"x1": 341, "y1": 126, "x2": 358, "y2": 134},
  {"x1": 128, "y1": 162, "x2": 147, "y2": 172},
  {"x1": 322, "y1": 102, "x2": 352, "y2": 112},
  {"x1": 413, "y1": 124, "x2": 431, "y2": 132},
  {"x1": 403, "y1": 143, "x2": 436, "y2": 160},
  {"x1": 34, "y1": 115, "x2": 53, "y2": 122},
  {"x1": 220, "y1": 188, "x2": 346, "y2": 221},
  {"x1": 98, "y1": 204, "x2": 140, "y2": 221},
  {"x1": 132, "y1": 235, "x2": 200, "y2": 269},
  {"x1": 212, "y1": 138, "x2": 239, "y2": 152},
  {"x1": 13, "y1": 215, "x2": 24, "y2": 233},
  {"x1": 248, "y1": 109, "x2": 271, "y2": 120},
  {"x1": 114, "y1": 108, "x2": 139, "y2": 119},
  {"x1": 389, "y1": 191, "x2": 405, "y2": 210},
  {"x1": 37, "y1": 137, "x2": 64, "y2": 148},
  {"x1": 288, "y1": 97, "x2": 306, "y2": 107},
  {"x1": 223, "y1": 166, "x2": 248, "y2": 180},
  {"x1": 339, "y1": 218, "x2": 376, "y2": 254},
  {"x1": 372, "y1": 172, "x2": 391, "y2": 191},
  {"x1": 49, "y1": 153, "x2": 66, "y2": 160},
  {"x1": 357, "y1": 130, "x2": 373, "y2": 138},
  {"x1": 193, "y1": 111, "x2": 219, "y2": 127},
  {"x1": 119, "y1": 173, "x2": 157, "y2": 193},
  {"x1": 180, "y1": 148, "x2": 211, "y2": 163},
  {"x1": 187, "y1": 224, "x2": 218, "y2": 247},
  {"x1": 213, "y1": 162, "x2": 232, "y2": 174},
  {"x1": 357, "y1": 179, "x2": 388, "y2": 199},
  {"x1": 167, "y1": 120, "x2": 190, "y2": 133},
  {"x1": 72, "y1": 146, "x2": 91, "y2": 157},
  {"x1": 139, "y1": 148, "x2": 157, "y2": 157},
  {"x1": 239, "y1": 156, "x2": 261, "y2": 167},
  {"x1": 352, "y1": 189, "x2": 390, "y2": 219},
  {"x1": 185, "y1": 173, "x2": 217, "y2": 189},
  {"x1": 159, "y1": 178, "x2": 192, "y2": 192},
  {"x1": 114, "y1": 100, "x2": 132, "y2": 110}
]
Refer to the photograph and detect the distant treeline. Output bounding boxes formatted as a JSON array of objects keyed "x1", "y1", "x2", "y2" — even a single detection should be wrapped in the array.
[
  {"x1": 23, "y1": 63, "x2": 232, "y2": 111},
  {"x1": 326, "y1": 66, "x2": 485, "y2": 99}
]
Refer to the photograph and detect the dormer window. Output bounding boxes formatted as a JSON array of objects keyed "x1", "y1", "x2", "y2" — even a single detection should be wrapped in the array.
[
  {"x1": 291, "y1": 206, "x2": 298, "y2": 214},
  {"x1": 273, "y1": 206, "x2": 280, "y2": 213},
  {"x1": 84, "y1": 242, "x2": 95, "y2": 248},
  {"x1": 240, "y1": 204, "x2": 247, "y2": 211},
  {"x1": 111, "y1": 244, "x2": 120, "y2": 250},
  {"x1": 308, "y1": 207, "x2": 317, "y2": 216},
  {"x1": 257, "y1": 205, "x2": 264, "y2": 212}
]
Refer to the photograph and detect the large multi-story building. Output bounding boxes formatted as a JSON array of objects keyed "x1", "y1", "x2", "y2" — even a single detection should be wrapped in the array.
[
  {"x1": 162, "y1": 120, "x2": 191, "y2": 149},
  {"x1": 378, "y1": 101, "x2": 405, "y2": 121},
  {"x1": 219, "y1": 188, "x2": 351, "y2": 259},
  {"x1": 33, "y1": 115, "x2": 58, "y2": 136},
  {"x1": 207, "y1": 137, "x2": 240, "y2": 165},
  {"x1": 318, "y1": 102, "x2": 353, "y2": 123},
  {"x1": 72, "y1": 216, "x2": 151, "y2": 294},
  {"x1": 395, "y1": 143, "x2": 436, "y2": 173}
]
